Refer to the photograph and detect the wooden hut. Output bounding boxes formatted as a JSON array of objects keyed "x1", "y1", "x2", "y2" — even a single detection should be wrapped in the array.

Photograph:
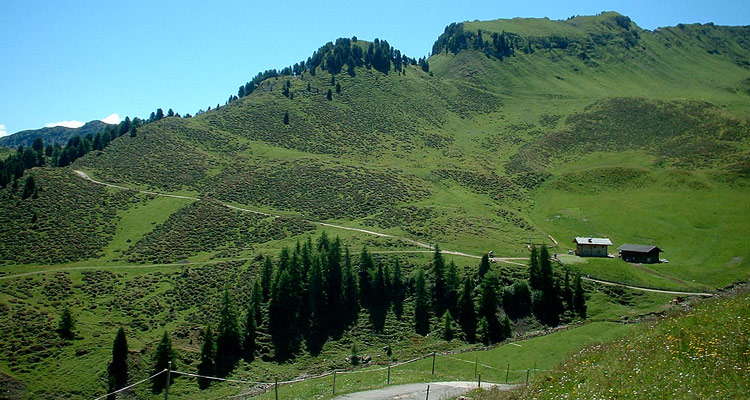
[
  {"x1": 617, "y1": 244, "x2": 663, "y2": 264},
  {"x1": 573, "y1": 237, "x2": 612, "y2": 257}
]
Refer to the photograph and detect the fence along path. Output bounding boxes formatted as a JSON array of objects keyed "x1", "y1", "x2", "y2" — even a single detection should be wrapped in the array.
[{"x1": 89, "y1": 348, "x2": 543, "y2": 399}]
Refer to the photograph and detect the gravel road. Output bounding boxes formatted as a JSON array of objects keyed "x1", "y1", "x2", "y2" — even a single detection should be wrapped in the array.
[{"x1": 333, "y1": 381, "x2": 517, "y2": 400}]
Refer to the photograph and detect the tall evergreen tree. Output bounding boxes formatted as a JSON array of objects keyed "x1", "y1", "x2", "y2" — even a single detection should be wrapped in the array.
[
  {"x1": 151, "y1": 331, "x2": 176, "y2": 393},
  {"x1": 250, "y1": 279, "x2": 263, "y2": 327},
  {"x1": 326, "y1": 88, "x2": 333, "y2": 100},
  {"x1": 268, "y1": 251, "x2": 301, "y2": 360},
  {"x1": 458, "y1": 275, "x2": 477, "y2": 343},
  {"x1": 573, "y1": 273, "x2": 587, "y2": 319},
  {"x1": 216, "y1": 288, "x2": 240, "y2": 373},
  {"x1": 562, "y1": 269, "x2": 574, "y2": 312},
  {"x1": 478, "y1": 275, "x2": 503, "y2": 343},
  {"x1": 502, "y1": 281, "x2": 532, "y2": 320},
  {"x1": 478, "y1": 254, "x2": 491, "y2": 282},
  {"x1": 358, "y1": 247, "x2": 374, "y2": 310},
  {"x1": 539, "y1": 245, "x2": 554, "y2": 292},
  {"x1": 107, "y1": 327, "x2": 128, "y2": 399},
  {"x1": 431, "y1": 245, "x2": 449, "y2": 317},
  {"x1": 390, "y1": 258, "x2": 405, "y2": 319},
  {"x1": 478, "y1": 317, "x2": 490, "y2": 345},
  {"x1": 326, "y1": 237, "x2": 343, "y2": 333},
  {"x1": 442, "y1": 310, "x2": 454, "y2": 341},
  {"x1": 197, "y1": 326, "x2": 215, "y2": 389},
  {"x1": 261, "y1": 256, "x2": 273, "y2": 302},
  {"x1": 370, "y1": 264, "x2": 388, "y2": 332},
  {"x1": 242, "y1": 309, "x2": 256, "y2": 362},
  {"x1": 445, "y1": 260, "x2": 460, "y2": 318},
  {"x1": 57, "y1": 307, "x2": 75, "y2": 339},
  {"x1": 21, "y1": 175, "x2": 35, "y2": 200},
  {"x1": 414, "y1": 268, "x2": 430, "y2": 335},
  {"x1": 306, "y1": 253, "x2": 327, "y2": 353},
  {"x1": 342, "y1": 246, "x2": 360, "y2": 325},
  {"x1": 528, "y1": 245, "x2": 540, "y2": 290}
]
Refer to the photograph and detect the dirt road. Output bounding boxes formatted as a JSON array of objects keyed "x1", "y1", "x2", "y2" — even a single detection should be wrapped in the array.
[{"x1": 333, "y1": 381, "x2": 517, "y2": 400}]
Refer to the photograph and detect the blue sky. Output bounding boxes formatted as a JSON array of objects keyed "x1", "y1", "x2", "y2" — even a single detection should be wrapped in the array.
[{"x1": 1, "y1": 0, "x2": 747, "y2": 136}]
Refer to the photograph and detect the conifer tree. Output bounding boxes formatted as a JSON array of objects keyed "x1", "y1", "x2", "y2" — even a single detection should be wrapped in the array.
[
  {"x1": 326, "y1": 237, "x2": 343, "y2": 333},
  {"x1": 442, "y1": 310, "x2": 454, "y2": 341},
  {"x1": 326, "y1": 89, "x2": 333, "y2": 100},
  {"x1": 269, "y1": 254, "x2": 301, "y2": 360},
  {"x1": 431, "y1": 244, "x2": 449, "y2": 317},
  {"x1": 342, "y1": 246, "x2": 359, "y2": 325},
  {"x1": 478, "y1": 276, "x2": 503, "y2": 343},
  {"x1": 216, "y1": 288, "x2": 240, "y2": 373},
  {"x1": 283, "y1": 111, "x2": 289, "y2": 125},
  {"x1": 500, "y1": 313, "x2": 513, "y2": 340},
  {"x1": 306, "y1": 253, "x2": 327, "y2": 353},
  {"x1": 370, "y1": 264, "x2": 388, "y2": 332},
  {"x1": 562, "y1": 269, "x2": 574, "y2": 312},
  {"x1": 478, "y1": 253, "x2": 491, "y2": 282},
  {"x1": 197, "y1": 326, "x2": 215, "y2": 389},
  {"x1": 242, "y1": 309, "x2": 256, "y2": 361},
  {"x1": 250, "y1": 279, "x2": 263, "y2": 327},
  {"x1": 57, "y1": 307, "x2": 75, "y2": 339},
  {"x1": 335, "y1": 82, "x2": 341, "y2": 93},
  {"x1": 21, "y1": 175, "x2": 35, "y2": 200},
  {"x1": 573, "y1": 273, "x2": 587, "y2": 319},
  {"x1": 107, "y1": 327, "x2": 128, "y2": 398},
  {"x1": 502, "y1": 281, "x2": 531, "y2": 320},
  {"x1": 458, "y1": 275, "x2": 477, "y2": 343},
  {"x1": 151, "y1": 331, "x2": 176, "y2": 393},
  {"x1": 390, "y1": 258, "x2": 405, "y2": 319},
  {"x1": 478, "y1": 317, "x2": 490, "y2": 345},
  {"x1": 446, "y1": 260, "x2": 460, "y2": 318},
  {"x1": 528, "y1": 245, "x2": 540, "y2": 290},
  {"x1": 358, "y1": 247, "x2": 373, "y2": 310},
  {"x1": 539, "y1": 245, "x2": 554, "y2": 292},
  {"x1": 414, "y1": 268, "x2": 430, "y2": 335},
  {"x1": 261, "y1": 256, "x2": 273, "y2": 301}
]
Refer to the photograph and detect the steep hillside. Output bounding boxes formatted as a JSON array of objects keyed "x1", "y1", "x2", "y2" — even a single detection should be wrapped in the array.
[{"x1": 0, "y1": 120, "x2": 113, "y2": 148}]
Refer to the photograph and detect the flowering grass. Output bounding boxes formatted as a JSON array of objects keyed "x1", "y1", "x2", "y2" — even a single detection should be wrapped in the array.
[{"x1": 481, "y1": 284, "x2": 750, "y2": 399}]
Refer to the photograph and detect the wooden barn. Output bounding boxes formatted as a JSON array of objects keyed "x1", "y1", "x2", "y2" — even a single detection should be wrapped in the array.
[
  {"x1": 618, "y1": 244, "x2": 663, "y2": 264},
  {"x1": 573, "y1": 237, "x2": 612, "y2": 257}
]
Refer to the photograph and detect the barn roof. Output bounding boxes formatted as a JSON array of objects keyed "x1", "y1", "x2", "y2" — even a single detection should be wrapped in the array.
[
  {"x1": 573, "y1": 237, "x2": 613, "y2": 246},
  {"x1": 617, "y1": 244, "x2": 663, "y2": 253}
]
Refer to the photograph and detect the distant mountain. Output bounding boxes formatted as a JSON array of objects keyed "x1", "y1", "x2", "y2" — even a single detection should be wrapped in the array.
[{"x1": 0, "y1": 120, "x2": 113, "y2": 148}]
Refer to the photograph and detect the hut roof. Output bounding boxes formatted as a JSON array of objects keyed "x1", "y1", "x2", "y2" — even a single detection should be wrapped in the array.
[
  {"x1": 617, "y1": 244, "x2": 663, "y2": 253},
  {"x1": 573, "y1": 237, "x2": 613, "y2": 246}
]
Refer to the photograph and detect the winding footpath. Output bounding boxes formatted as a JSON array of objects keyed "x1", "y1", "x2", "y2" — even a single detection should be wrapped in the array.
[
  {"x1": 73, "y1": 170, "x2": 479, "y2": 258},
  {"x1": 0, "y1": 170, "x2": 714, "y2": 299}
]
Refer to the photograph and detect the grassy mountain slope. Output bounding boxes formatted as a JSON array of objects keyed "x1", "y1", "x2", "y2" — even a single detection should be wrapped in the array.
[
  {"x1": 1, "y1": 12, "x2": 749, "y2": 400},
  {"x1": 0, "y1": 120, "x2": 113, "y2": 148},
  {"x1": 483, "y1": 284, "x2": 750, "y2": 399}
]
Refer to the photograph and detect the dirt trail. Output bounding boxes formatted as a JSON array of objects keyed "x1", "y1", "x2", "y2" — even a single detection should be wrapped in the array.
[
  {"x1": 72, "y1": 170, "x2": 476, "y2": 258},
  {"x1": 582, "y1": 277, "x2": 714, "y2": 297},
  {"x1": 50, "y1": 170, "x2": 714, "y2": 298}
]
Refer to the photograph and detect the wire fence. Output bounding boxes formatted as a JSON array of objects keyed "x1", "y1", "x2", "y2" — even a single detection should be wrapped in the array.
[{"x1": 92, "y1": 348, "x2": 546, "y2": 400}]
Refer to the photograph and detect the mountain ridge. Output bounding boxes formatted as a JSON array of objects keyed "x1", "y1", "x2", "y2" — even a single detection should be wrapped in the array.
[{"x1": 0, "y1": 120, "x2": 113, "y2": 148}]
